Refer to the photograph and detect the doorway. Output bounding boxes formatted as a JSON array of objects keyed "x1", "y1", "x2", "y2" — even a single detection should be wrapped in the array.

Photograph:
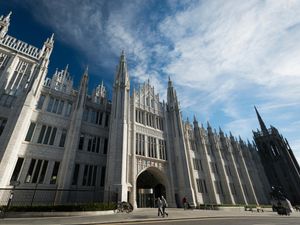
[{"x1": 136, "y1": 169, "x2": 166, "y2": 208}]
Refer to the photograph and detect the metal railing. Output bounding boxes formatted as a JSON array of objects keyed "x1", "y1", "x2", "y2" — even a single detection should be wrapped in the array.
[{"x1": 0, "y1": 187, "x2": 117, "y2": 206}]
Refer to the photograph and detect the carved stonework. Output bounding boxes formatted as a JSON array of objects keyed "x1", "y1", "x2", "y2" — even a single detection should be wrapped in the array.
[
  {"x1": 135, "y1": 124, "x2": 164, "y2": 138},
  {"x1": 136, "y1": 157, "x2": 166, "y2": 175}
]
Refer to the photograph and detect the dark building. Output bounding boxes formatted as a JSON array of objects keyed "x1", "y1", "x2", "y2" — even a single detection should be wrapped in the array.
[{"x1": 253, "y1": 106, "x2": 300, "y2": 204}]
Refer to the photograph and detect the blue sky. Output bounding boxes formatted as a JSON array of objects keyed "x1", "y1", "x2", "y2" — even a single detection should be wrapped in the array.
[{"x1": 2, "y1": 0, "x2": 300, "y2": 163}]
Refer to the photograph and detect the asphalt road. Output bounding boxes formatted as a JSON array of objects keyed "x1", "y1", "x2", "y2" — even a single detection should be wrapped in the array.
[
  {"x1": 0, "y1": 208, "x2": 299, "y2": 225},
  {"x1": 95, "y1": 217, "x2": 299, "y2": 225}
]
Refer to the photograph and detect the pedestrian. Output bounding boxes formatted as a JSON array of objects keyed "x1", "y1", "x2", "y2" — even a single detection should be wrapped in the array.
[
  {"x1": 157, "y1": 197, "x2": 163, "y2": 217},
  {"x1": 182, "y1": 196, "x2": 187, "y2": 210},
  {"x1": 161, "y1": 196, "x2": 168, "y2": 217}
]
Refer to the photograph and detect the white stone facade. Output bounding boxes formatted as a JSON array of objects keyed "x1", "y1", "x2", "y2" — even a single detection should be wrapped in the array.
[{"x1": 0, "y1": 12, "x2": 269, "y2": 207}]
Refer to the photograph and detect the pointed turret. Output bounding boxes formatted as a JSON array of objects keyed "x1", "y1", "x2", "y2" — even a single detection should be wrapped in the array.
[
  {"x1": 0, "y1": 11, "x2": 11, "y2": 39},
  {"x1": 193, "y1": 115, "x2": 199, "y2": 128},
  {"x1": 207, "y1": 121, "x2": 212, "y2": 132},
  {"x1": 219, "y1": 126, "x2": 224, "y2": 135},
  {"x1": 76, "y1": 66, "x2": 88, "y2": 109},
  {"x1": 167, "y1": 76, "x2": 179, "y2": 110},
  {"x1": 39, "y1": 33, "x2": 54, "y2": 59},
  {"x1": 254, "y1": 106, "x2": 268, "y2": 134},
  {"x1": 115, "y1": 51, "x2": 129, "y2": 88}
]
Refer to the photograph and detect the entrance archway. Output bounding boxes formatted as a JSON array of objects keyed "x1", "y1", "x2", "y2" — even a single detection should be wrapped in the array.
[{"x1": 136, "y1": 168, "x2": 166, "y2": 208}]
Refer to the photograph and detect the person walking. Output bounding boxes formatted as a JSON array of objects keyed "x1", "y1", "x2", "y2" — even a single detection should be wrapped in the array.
[
  {"x1": 157, "y1": 197, "x2": 163, "y2": 217},
  {"x1": 182, "y1": 196, "x2": 187, "y2": 210},
  {"x1": 161, "y1": 196, "x2": 168, "y2": 217}
]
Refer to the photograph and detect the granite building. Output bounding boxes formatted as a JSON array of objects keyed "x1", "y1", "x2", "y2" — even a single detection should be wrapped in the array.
[{"x1": 0, "y1": 12, "x2": 271, "y2": 207}]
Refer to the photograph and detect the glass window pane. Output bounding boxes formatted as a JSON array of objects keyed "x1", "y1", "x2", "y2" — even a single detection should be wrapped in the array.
[
  {"x1": 57, "y1": 100, "x2": 64, "y2": 114},
  {"x1": 72, "y1": 164, "x2": 80, "y2": 185},
  {"x1": 25, "y1": 122, "x2": 36, "y2": 142},
  {"x1": 38, "y1": 160, "x2": 48, "y2": 184},
  {"x1": 37, "y1": 125, "x2": 46, "y2": 143},
  {"x1": 32, "y1": 160, "x2": 42, "y2": 183},
  {"x1": 59, "y1": 129, "x2": 67, "y2": 147},
  {"x1": 43, "y1": 126, "x2": 52, "y2": 144},
  {"x1": 49, "y1": 127, "x2": 57, "y2": 145},
  {"x1": 36, "y1": 95, "x2": 45, "y2": 110},
  {"x1": 25, "y1": 159, "x2": 36, "y2": 183},
  {"x1": 52, "y1": 99, "x2": 59, "y2": 113},
  {"x1": 50, "y1": 162, "x2": 60, "y2": 184},
  {"x1": 47, "y1": 97, "x2": 54, "y2": 112},
  {"x1": 10, "y1": 157, "x2": 24, "y2": 182}
]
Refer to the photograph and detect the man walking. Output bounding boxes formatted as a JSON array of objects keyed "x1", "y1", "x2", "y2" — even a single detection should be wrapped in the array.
[
  {"x1": 161, "y1": 196, "x2": 168, "y2": 217},
  {"x1": 157, "y1": 197, "x2": 163, "y2": 217}
]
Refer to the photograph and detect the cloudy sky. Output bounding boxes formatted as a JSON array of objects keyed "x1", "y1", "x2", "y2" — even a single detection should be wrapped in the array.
[{"x1": 2, "y1": 0, "x2": 300, "y2": 162}]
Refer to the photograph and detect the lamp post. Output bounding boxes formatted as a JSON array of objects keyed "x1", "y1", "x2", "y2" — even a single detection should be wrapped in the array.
[{"x1": 8, "y1": 181, "x2": 20, "y2": 208}]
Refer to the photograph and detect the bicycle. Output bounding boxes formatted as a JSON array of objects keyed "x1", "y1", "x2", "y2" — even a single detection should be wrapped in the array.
[{"x1": 114, "y1": 201, "x2": 133, "y2": 213}]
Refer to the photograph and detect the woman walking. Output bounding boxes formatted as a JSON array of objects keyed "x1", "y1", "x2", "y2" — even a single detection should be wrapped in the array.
[{"x1": 157, "y1": 197, "x2": 163, "y2": 217}]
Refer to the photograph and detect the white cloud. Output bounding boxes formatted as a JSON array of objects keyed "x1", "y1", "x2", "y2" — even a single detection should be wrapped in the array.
[{"x1": 15, "y1": 0, "x2": 300, "y2": 161}]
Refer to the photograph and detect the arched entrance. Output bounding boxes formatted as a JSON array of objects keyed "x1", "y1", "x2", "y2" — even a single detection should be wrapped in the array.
[{"x1": 136, "y1": 168, "x2": 166, "y2": 208}]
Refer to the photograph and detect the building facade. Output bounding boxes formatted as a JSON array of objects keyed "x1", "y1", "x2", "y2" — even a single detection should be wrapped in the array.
[
  {"x1": 0, "y1": 12, "x2": 271, "y2": 207},
  {"x1": 253, "y1": 107, "x2": 300, "y2": 204}
]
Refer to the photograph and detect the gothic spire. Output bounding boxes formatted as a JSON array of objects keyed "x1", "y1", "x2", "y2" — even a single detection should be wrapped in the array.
[
  {"x1": 76, "y1": 66, "x2": 88, "y2": 109},
  {"x1": 193, "y1": 115, "x2": 199, "y2": 127},
  {"x1": 0, "y1": 11, "x2": 12, "y2": 39},
  {"x1": 115, "y1": 50, "x2": 129, "y2": 87},
  {"x1": 254, "y1": 106, "x2": 268, "y2": 133}
]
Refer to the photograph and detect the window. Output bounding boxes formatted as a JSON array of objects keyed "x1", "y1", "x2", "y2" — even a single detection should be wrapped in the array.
[
  {"x1": 87, "y1": 136, "x2": 92, "y2": 152},
  {"x1": 36, "y1": 124, "x2": 58, "y2": 145},
  {"x1": 82, "y1": 165, "x2": 88, "y2": 186},
  {"x1": 49, "y1": 127, "x2": 57, "y2": 145},
  {"x1": 32, "y1": 159, "x2": 42, "y2": 183},
  {"x1": 159, "y1": 139, "x2": 166, "y2": 160},
  {"x1": 78, "y1": 134, "x2": 85, "y2": 150},
  {"x1": 25, "y1": 159, "x2": 36, "y2": 183},
  {"x1": 230, "y1": 183, "x2": 236, "y2": 195},
  {"x1": 47, "y1": 97, "x2": 54, "y2": 112},
  {"x1": 36, "y1": 95, "x2": 45, "y2": 110},
  {"x1": 92, "y1": 166, "x2": 97, "y2": 186},
  {"x1": 87, "y1": 165, "x2": 93, "y2": 186},
  {"x1": 25, "y1": 122, "x2": 36, "y2": 142},
  {"x1": 65, "y1": 101, "x2": 72, "y2": 117},
  {"x1": 26, "y1": 159, "x2": 49, "y2": 184},
  {"x1": 37, "y1": 125, "x2": 46, "y2": 143},
  {"x1": 81, "y1": 164, "x2": 98, "y2": 186},
  {"x1": 72, "y1": 164, "x2": 80, "y2": 185},
  {"x1": 43, "y1": 126, "x2": 52, "y2": 144},
  {"x1": 214, "y1": 181, "x2": 224, "y2": 195},
  {"x1": 148, "y1": 136, "x2": 157, "y2": 158},
  {"x1": 210, "y1": 162, "x2": 219, "y2": 174},
  {"x1": 0, "y1": 117, "x2": 7, "y2": 136},
  {"x1": 96, "y1": 137, "x2": 100, "y2": 153},
  {"x1": 83, "y1": 107, "x2": 89, "y2": 121},
  {"x1": 47, "y1": 97, "x2": 64, "y2": 114},
  {"x1": 38, "y1": 161, "x2": 48, "y2": 184},
  {"x1": 0, "y1": 53, "x2": 9, "y2": 69},
  {"x1": 105, "y1": 114, "x2": 110, "y2": 127},
  {"x1": 59, "y1": 129, "x2": 67, "y2": 147},
  {"x1": 100, "y1": 166, "x2": 106, "y2": 186},
  {"x1": 10, "y1": 157, "x2": 24, "y2": 182},
  {"x1": 136, "y1": 133, "x2": 145, "y2": 156},
  {"x1": 50, "y1": 161, "x2": 60, "y2": 184},
  {"x1": 196, "y1": 179, "x2": 208, "y2": 193},
  {"x1": 103, "y1": 138, "x2": 108, "y2": 154}
]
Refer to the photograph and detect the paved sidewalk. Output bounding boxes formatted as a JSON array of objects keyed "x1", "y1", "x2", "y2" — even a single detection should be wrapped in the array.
[{"x1": 0, "y1": 208, "x2": 299, "y2": 225}]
